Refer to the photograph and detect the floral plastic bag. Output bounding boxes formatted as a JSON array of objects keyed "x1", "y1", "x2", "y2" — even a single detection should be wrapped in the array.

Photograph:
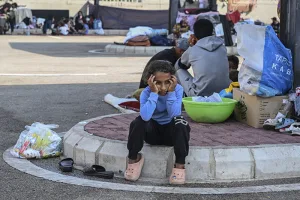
[{"x1": 10, "y1": 122, "x2": 62, "y2": 159}]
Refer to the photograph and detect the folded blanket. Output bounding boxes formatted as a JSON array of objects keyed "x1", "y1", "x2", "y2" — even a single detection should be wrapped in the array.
[{"x1": 104, "y1": 94, "x2": 139, "y2": 114}]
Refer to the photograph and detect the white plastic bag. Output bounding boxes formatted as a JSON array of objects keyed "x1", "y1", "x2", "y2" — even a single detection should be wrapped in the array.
[
  {"x1": 10, "y1": 122, "x2": 62, "y2": 159},
  {"x1": 235, "y1": 24, "x2": 293, "y2": 97},
  {"x1": 192, "y1": 93, "x2": 223, "y2": 103},
  {"x1": 95, "y1": 28, "x2": 104, "y2": 35}
]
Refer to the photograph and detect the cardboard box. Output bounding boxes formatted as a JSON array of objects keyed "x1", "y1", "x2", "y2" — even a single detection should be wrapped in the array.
[{"x1": 233, "y1": 89, "x2": 288, "y2": 128}]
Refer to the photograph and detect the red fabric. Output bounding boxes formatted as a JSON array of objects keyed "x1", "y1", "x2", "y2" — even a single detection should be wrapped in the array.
[
  {"x1": 226, "y1": 11, "x2": 241, "y2": 24},
  {"x1": 119, "y1": 101, "x2": 140, "y2": 112}
]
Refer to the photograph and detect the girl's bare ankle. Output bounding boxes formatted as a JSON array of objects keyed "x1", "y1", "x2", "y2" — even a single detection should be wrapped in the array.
[
  {"x1": 175, "y1": 163, "x2": 185, "y2": 169},
  {"x1": 128, "y1": 154, "x2": 141, "y2": 164}
]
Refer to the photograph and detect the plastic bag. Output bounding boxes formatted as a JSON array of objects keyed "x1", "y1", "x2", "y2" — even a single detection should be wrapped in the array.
[
  {"x1": 181, "y1": 30, "x2": 194, "y2": 39},
  {"x1": 10, "y1": 122, "x2": 62, "y2": 159},
  {"x1": 93, "y1": 19, "x2": 102, "y2": 29},
  {"x1": 219, "y1": 82, "x2": 240, "y2": 99},
  {"x1": 95, "y1": 28, "x2": 104, "y2": 35},
  {"x1": 235, "y1": 24, "x2": 293, "y2": 97},
  {"x1": 192, "y1": 93, "x2": 222, "y2": 103}
]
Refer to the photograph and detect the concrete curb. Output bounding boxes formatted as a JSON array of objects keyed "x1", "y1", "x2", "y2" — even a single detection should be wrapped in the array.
[
  {"x1": 5, "y1": 148, "x2": 300, "y2": 195},
  {"x1": 105, "y1": 44, "x2": 238, "y2": 56},
  {"x1": 63, "y1": 114, "x2": 300, "y2": 183},
  {"x1": 11, "y1": 29, "x2": 128, "y2": 36}
]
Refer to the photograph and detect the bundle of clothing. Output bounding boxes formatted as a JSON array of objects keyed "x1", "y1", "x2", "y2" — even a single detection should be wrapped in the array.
[
  {"x1": 124, "y1": 26, "x2": 171, "y2": 47},
  {"x1": 176, "y1": 11, "x2": 220, "y2": 32}
]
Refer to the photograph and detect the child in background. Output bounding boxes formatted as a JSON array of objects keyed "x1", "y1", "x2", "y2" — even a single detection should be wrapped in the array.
[
  {"x1": 228, "y1": 55, "x2": 239, "y2": 82},
  {"x1": 57, "y1": 22, "x2": 68, "y2": 36},
  {"x1": 229, "y1": 70, "x2": 239, "y2": 82},
  {"x1": 78, "y1": 19, "x2": 89, "y2": 35},
  {"x1": 228, "y1": 55, "x2": 239, "y2": 71},
  {"x1": 125, "y1": 60, "x2": 190, "y2": 185}
]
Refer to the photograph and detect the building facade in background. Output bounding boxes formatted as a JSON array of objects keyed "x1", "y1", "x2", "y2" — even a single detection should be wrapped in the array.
[{"x1": 16, "y1": 0, "x2": 278, "y2": 23}]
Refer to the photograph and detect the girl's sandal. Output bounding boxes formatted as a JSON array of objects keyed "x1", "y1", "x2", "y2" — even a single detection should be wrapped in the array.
[
  {"x1": 124, "y1": 153, "x2": 144, "y2": 181},
  {"x1": 169, "y1": 168, "x2": 186, "y2": 185}
]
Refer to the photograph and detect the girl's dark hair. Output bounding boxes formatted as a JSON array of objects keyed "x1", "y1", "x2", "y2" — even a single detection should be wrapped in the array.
[
  {"x1": 228, "y1": 55, "x2": 239, "y2": 67},
  {"x1": 143, "y1": 60, "x2": 175, "y2": 84}
]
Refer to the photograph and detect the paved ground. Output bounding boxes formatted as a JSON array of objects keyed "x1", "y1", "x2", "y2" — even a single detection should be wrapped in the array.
[
  {"x1": 85, "y1": 113, "x2": 300, "y2": 146},
  {"x1": 1, "y1": 35, "x2": 300, "y2": 199}
]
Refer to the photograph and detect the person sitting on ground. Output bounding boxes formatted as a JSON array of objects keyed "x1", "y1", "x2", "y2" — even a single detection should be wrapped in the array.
[
  {"x1": 229, "y1": 70, "x2": 239, "y2": 82},
  {"x1": 125, "y1": 60, "x2": 190, "y2": 185},
  {"x1": 87, "y1": 15, "x2": 94, "y2": 29},
  {"x1": 77, "y1": 19, "x2": 89, "y2": 35},
  {"x1": 175, "y1": 19, "x2": 231, "y2": 97},
  {"x1": 75, "y1": 11, "x2": 84, "y2": 31},
  {"x1": 139, "y1": 38, "x2": 189, "y2": 89},
  {"x1": 65, "y1": 19, "x2": 76, "y2": 34},
  {"x1": 8, "y1": 3, "x2": 17, "y2": 34},
  {"x1": 57, "y1": 22, "x2": 68, "y2": 36},
  {"x1": 133, "y1": 38, "x2": 189, "y2": 101},
  {"x1": 271, "y1": 17, "x2": 280, "y2": 36},
  {"x1": 228, "y1": 55, "x2": 239, "y2": 82},
  {"x1": 172, "y1": 19, "x2": 190, "y2": 39},
  {"x1": 228, "y1": 55, "x2": 239, "y2": 71},
  {"x1": 43, "y1": 16, "x2": 54, "y2": 35}
]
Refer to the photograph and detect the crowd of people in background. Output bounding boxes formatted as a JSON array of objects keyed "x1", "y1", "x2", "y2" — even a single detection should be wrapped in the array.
[
  {"x1": 0, "y1": 2, "x2": 18, "y2": 34},
  {"x1": 0, "y1": 4, "x2": 94, "y2": 36},
  {"x1": 43, "y1": 11, "x2": 93, "y2": 36}
]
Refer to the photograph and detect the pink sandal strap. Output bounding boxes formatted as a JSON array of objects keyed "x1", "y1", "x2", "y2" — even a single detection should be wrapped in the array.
[{"x1": 169, "y1": 168, "x2": 186, "y2": 185}]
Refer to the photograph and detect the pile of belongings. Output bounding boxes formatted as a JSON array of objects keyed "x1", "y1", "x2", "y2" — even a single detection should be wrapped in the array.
[
  {"x1": 124, "y1": 26, "x2": 171, "y2": 47},
  {"x1": 263, "y1": 88, "x2": 300, "y2": 136},
  {"x1": 176, "y1": 11, "x2": 220, "y2": 32}
]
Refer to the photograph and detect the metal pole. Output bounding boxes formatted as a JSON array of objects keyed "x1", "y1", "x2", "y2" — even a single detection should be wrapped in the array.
[
  {"x1": 94, "y1": 0, "x2": 99, "y2": 5},
  {"x1": 170, "y1": 0, "x2": 181, "y2": 33},
  {"x1": 280, "y1": 0, "x2": 300, "y2": 87}
]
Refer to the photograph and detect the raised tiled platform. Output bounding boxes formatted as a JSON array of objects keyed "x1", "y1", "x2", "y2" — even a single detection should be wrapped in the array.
[
  {"x1": 63, "y1": 113, "x2": 300, "y2": 183},
  {"x1": 84, "y1": 113, "x2": 300, "y2": 146}
]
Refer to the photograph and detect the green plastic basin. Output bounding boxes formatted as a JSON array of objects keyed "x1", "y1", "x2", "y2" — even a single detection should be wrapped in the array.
[{"x1": 182, "y1": 97, "x2": 238, "y2": 123}]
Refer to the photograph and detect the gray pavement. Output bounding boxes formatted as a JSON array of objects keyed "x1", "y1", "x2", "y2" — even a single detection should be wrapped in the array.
[{"x1": 1, "y1": 35, "x2": 300, "y2": 199}]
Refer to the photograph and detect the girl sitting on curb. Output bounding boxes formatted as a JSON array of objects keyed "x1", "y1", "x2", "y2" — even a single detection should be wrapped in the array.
[{"x1": 125, "y1": 60, "x2": 191, "y2": 185}]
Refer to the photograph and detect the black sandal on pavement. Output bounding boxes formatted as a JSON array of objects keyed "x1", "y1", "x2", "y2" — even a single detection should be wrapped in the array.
[
  {"x1": 59, "y1": 158, "x2": 74, "y2": 172},
  {"x1": 83, "y1": 165, "x2": 114, "y2": 179}
]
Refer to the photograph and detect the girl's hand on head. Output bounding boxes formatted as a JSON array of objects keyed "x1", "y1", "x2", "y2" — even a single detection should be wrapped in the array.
[
  {"x1": 168, "y1": 75, "x2": 177, "y2": 92},
  {"x1": 147, "y1": 75, "x2": 159, "y2": 94}
]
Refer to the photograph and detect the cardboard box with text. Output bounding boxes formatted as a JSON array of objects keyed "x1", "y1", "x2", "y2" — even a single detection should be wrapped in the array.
[{"x1": 233, "y1": 89, "x2": 288, "y2": 128}]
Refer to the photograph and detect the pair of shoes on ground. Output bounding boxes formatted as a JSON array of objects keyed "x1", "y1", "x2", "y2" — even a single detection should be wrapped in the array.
[
  {"x1": 278, "y1": 122, "x2": 300, "y2": 135},
  {"x1": 263, "y1": 118, "x2": 300, "y2": 135},
  {"x1": 124, "y1": 153, "x2": 186, "y2": 185},
  {"x1": 59, "y1": 158, "x2": 114, "y2": 179}
]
